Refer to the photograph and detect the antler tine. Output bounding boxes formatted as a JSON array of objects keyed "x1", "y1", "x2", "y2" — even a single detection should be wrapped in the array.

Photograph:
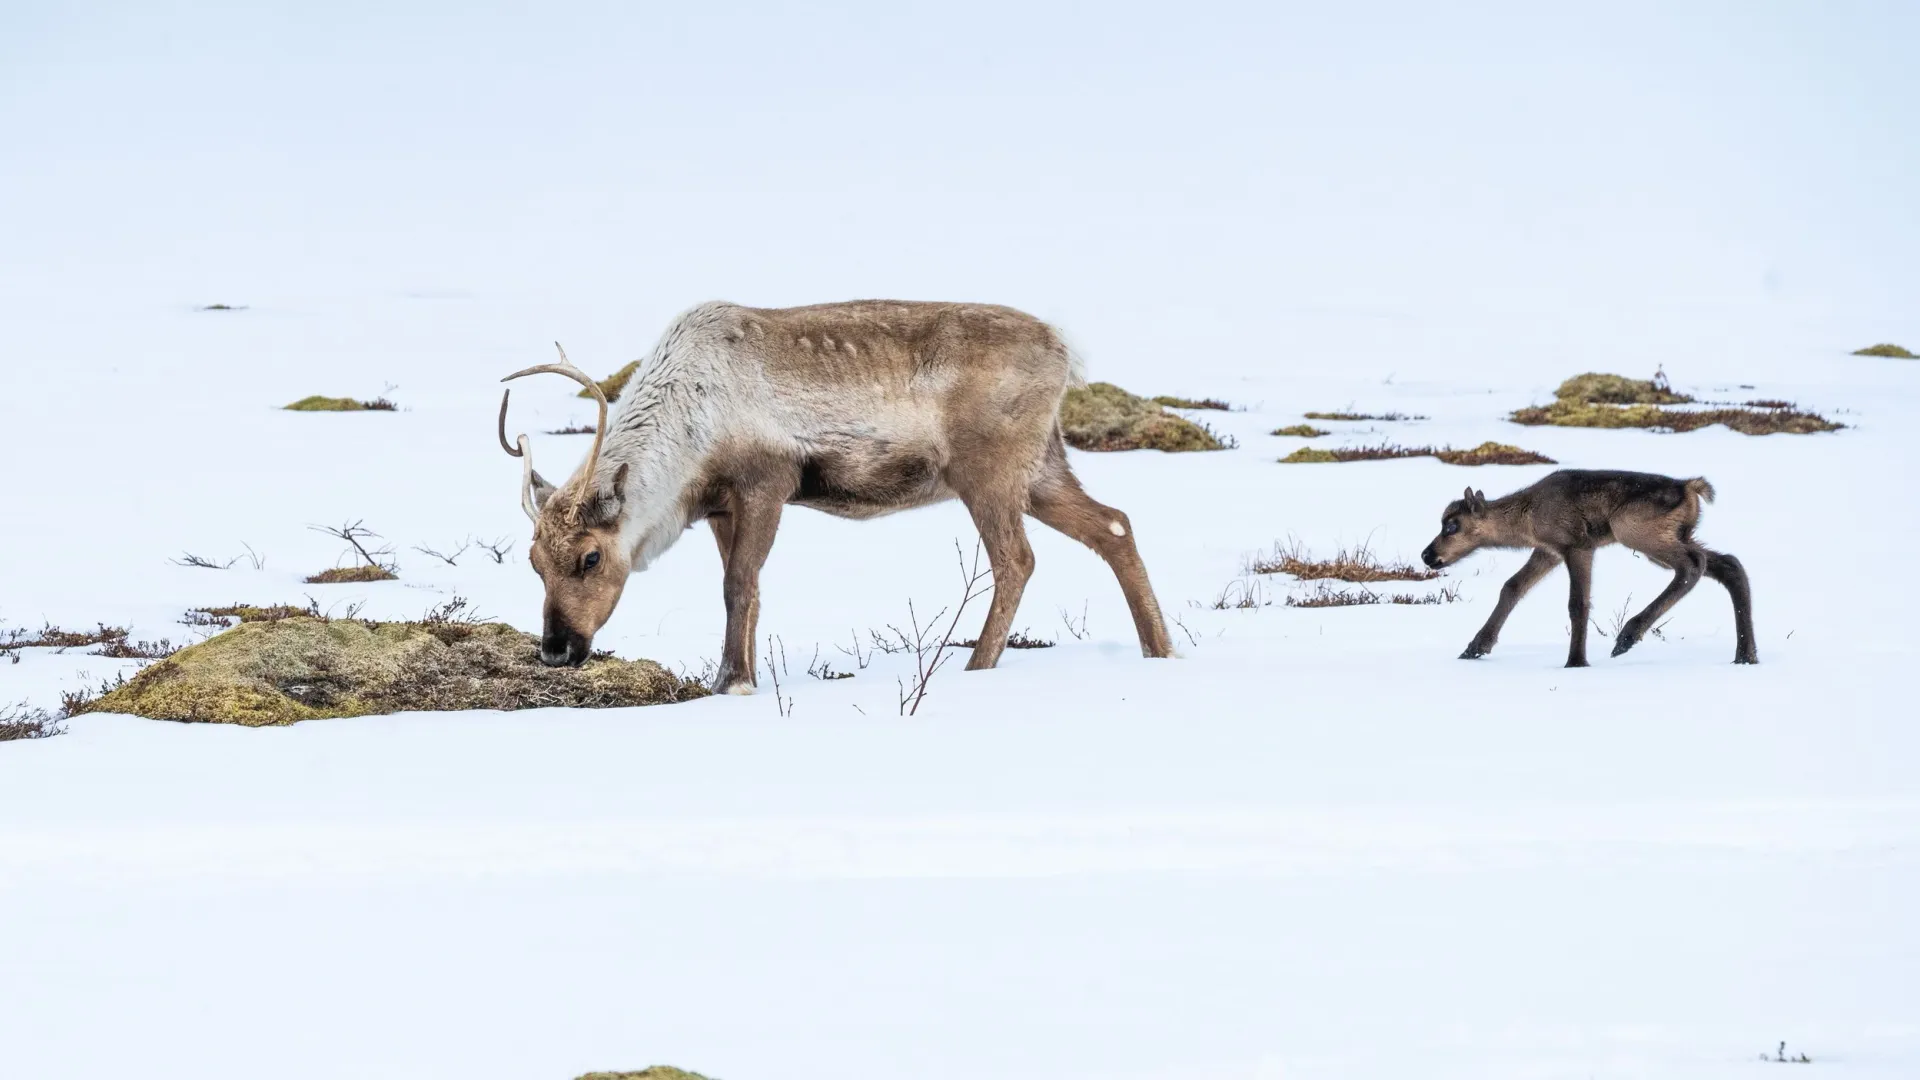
[
  {"x1": 516, "y1": 435, "x2": 539, "y2": 522},
  {"x1": 497, "y1": 389, "x2": 523, "y2": 457},
  {"x1": 498, "y1": 342, "x2": 609, "y2": 491}
]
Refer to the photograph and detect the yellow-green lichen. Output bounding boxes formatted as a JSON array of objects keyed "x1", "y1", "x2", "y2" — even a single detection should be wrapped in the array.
[
  {"x1": 1060, "y1": 382, "x2": 1228, "y2": 452},
  {"x1": 82, "y1": 617, "x2": 706, "y2": 725}
]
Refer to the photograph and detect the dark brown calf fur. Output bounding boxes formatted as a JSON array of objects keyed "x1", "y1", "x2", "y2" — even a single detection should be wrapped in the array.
[{"x1": 1420, "y1": 470, "x2": 1757, "y2": 667}]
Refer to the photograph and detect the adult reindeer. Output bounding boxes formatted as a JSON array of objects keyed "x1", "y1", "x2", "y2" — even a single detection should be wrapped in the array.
[{"x1": 498, "y1": 300, "x2": 1175, "y2": 693}]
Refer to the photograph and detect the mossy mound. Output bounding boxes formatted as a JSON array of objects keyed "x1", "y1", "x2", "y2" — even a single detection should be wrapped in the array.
[
  {"x1": 577, "y1": 1070, "x2": 716, "y2": 1080},
  {"x1": 305, "y1": 565, "x2": 398, "y2": 584},
  {"x1": 1059, "y1": 382, "x2": 1227, "y2": 452},
  {"x1": 1433, "y1": 441, "x2": 1557, "y2": 466},
  {"x1": 82, "y1": 617, "x2": 707, "y2": 725},
  {"x1": 1551, "y1": 373, "x2": 1692, "y2": 406},
  {"x1": 283, "y1": 395, "x2": 397, "y2": 412},
  {"x1": 1272, "y1": 424, "x2": 1329, "y2": 438},
  {"x1": 582, "y1": 360, "x2": 642, "y2": 400},
  {"x1": 1279, "y1": 447, "x2": 1340, "y2": 463},
  {"x1": 1853, "y1": 343, "x2": 1915, "y2": 358}
]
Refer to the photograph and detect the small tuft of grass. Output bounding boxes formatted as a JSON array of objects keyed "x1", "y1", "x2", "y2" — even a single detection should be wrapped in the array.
[
  {"x1": 2, "y1": 622, "x2": 131, "y2": 653},
  {"x1": 1279, "y1": 447, "x2": 1343, "y2": 463},
  {"x1": 283, "y1": 395, "x2": 398, "y2": 412},
  {"x1": 1852, "y1": 343, "x2": 1914, "y2": 358},
  {"x1": 951, "y1": 630, "x2": 1055, "y2": 650},
  {"x1": 582, "y1": 359, "x2": 643, "y2": 400},
  {"x1": 304, "y1": 565, "x2": 398, "y2": 584},
  {"x1": 197, "y1": 303, "x2": 246, "y2": 312},
  {"x1": 1284, "y1": 582, "x2": 1461, "y2": 608},
  {"x1": 188, "y1": 603, "x2": 318, "y2": 626},
  {"x1": 1061, "y1": 382, "x2": 1231, "y2": 452},
  {"x1": 1433, "y1": 441, "x2": 1557, "y2": 466},
  {"x1": 1151, "y1": 394, "x2": 1233, "y2": 411},
  {"x1": 546, "y1": 423, "x2": 597, "y2": 435},
  {"x1": 92, "y1": 637, "x2": 180, "y2": 660},
  {"x1": 1744, "y1": 399, "x2": 1794, "y2": 409},
  {"x1": 1272, "y1": 424, "x2": 1329, "y2": 438},
  {"x1": 1250, "y1": 539, "x2": 1439, "y2": 583},
  {"x1": 1301, "y1": 410, "x2": 1427, "y2": 422},
  {"x1": 1, "y1": 702, "x2": 65, "y2": 741}
]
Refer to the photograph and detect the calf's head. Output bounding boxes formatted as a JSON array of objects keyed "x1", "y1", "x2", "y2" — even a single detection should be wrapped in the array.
[
  {"x1": 498, "y1": 346, "x2": 633, "y2": 666},
  {"x1": 1421, "y1": 486, "x2": 1491, "y2": 569}
]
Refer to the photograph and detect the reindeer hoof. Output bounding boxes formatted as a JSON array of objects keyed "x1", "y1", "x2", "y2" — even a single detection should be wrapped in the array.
[
  {"x1": 1565, "y1": 658, "x2": 1590, "y2": 668},
  {"x1": 1610, "y1": 635, "x2": 1639, "y2": 658},
  {"x1": 1459, "y1": 643, "x2": 1489, "y2": 660},
  {"x1": 1734, "y1": 654, "x2": 1759, "y2": 665}
]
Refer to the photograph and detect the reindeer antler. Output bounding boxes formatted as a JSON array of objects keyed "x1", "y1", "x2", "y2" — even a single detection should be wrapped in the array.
[{"x1": 501, "y1": 343, "x2": 609, "y2": 494}]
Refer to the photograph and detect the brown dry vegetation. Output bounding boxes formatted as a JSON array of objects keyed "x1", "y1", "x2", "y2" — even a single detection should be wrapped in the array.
[
  {"x1": 304, "y1": 565, "x2": 399, "y2": 584},
  {"x1": 1285, "y1": 582, "x2": 1462, "y2": 608},
  {"x1": 1, "y1": 623, "x2": 129, "y2": 651},
  {"x1": 1853, "y1": 343, "x2": 1914, "y2": 358},
  {"x1": 1059, "y1": 382, "x2": 1231, "y2": 452},
  {"x1": 1, "y1": 703, "x2": 64, "y2": 741},
  {"x1": 577, "y1": 1070, "x2": 716, "y2": 1080},
  {"x1": 74, "y1": 603, "x2": 707, "y2": 725},
  {"x1": 1271, "y1": 424, "x2": 1329, "y2": 437},
  {"x1": 1510, "y1": 401, "x2": 1842, "y2": 435},
  {"x1": 1249, "y1": 539, "x2": 1439, "y2": 583},
  {"x1": 1280, "y1": 442, "x2": 1555, "y2": 465},
  {"x1": 547, "y1": 423, "x2": 598, "y2": 435},
  {"x1": 1301, "y1": 410, "x2": 1427, "y2": 422},
  {"x1": 952, "y1": 630, "x2": 1055, "y2": 650}
]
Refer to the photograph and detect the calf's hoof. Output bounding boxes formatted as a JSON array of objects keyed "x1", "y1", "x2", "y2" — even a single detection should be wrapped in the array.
[
  {"x1": 1734, "y1": 653, "x2": 1759, "y2": 665},
  {"x1": 1459, "y1": 643, "x2": 1490, "y2": 660},
  {"x1": 1565, "y1": 658, "x2": 1590, "y2": 668}
]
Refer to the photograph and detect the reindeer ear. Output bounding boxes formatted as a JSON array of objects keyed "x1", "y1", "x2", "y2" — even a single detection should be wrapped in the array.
[
  {"x1": 610, "y1": 462, "x2": 630, "y2": 499},
  {"x1": 530, "y1": 470, "x2": 557, "y2": 510},
  {"x1": 1465, "y1": 488, "x2": 1487, "y2": 514}
]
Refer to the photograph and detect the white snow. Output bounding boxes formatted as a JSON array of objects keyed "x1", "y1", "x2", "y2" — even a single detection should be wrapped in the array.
[{"x1": 4, "y1": 5, "x2": 1919, "y2": 1079}]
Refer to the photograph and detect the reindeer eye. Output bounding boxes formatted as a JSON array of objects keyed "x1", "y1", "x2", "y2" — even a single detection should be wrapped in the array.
[
  {"x1": 1443, "y1": 520, "x2": 1460, "y2": 535},
  {"x1": 582, "y1": 551, "x2": 601, "y2": 571}
]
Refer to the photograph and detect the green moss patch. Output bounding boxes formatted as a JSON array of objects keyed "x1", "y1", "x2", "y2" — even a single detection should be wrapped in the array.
[
  {"x1": 77, "y1": 616, "x2": 707, "y2": 725},
  {"x1": 1151, "y1": 394, "x2": 1232, "y2": 411},
  {"x1": 1272, "y1": 424, "x2": 1329, "y2": 438},
  {"x1": 1060, "y1": 382, "x2": 1230, "y2": 452},
  {"x1": 582, "y1": 360, "x2": 642, "y2": 400},
  {"x1": 1853, "y1": 343, "x2": 1915, "y2": 358},
  {"x1": 304, "y1": 565, "x2": 398, "y2": 584},
  {"x1": 1434, "y1": 441, "x2": 1557, "y2": 466},
  {"x1": 283, "y1": 395, "x2": 397, "y2": 412}
]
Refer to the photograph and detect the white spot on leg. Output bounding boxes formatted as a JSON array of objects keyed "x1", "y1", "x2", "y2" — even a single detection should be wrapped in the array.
[
  {"x1": 1108, "y1": 521, "x2": 1127, "y2": 537},
  {"x1": 726, "y1": 682, "x2": 756, "y2": 696}
]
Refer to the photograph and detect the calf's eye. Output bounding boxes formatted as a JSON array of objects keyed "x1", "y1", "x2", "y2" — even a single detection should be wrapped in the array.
[{"x1": 582, "y1": 551, "x2": 601, "y2": 571}]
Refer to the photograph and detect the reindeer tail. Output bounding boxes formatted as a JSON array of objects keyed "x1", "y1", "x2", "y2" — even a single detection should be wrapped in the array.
[{"x1": 1685, "y1": 477, "x2": 1716, "y2": 504}]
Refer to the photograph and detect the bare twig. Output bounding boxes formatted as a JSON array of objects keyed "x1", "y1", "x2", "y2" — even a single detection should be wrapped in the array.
[
  {"x1": 834, "y1": 629, "x2": 874, "y2": 669},
  {"x1": 472, "y1": 535, "x2": 514, "y2": 564},
  {"x1": 765, "y1": 634, "x2": 792, "y2": 717},
  {"x1": 309, "y1": 520, "x2": 397, "y2": 571},
  {"x1": 1059, "y1": 602, "x2": 1089, "y2": 641},
  {"x1": 807, "y1": 644, "x2": 854, "y2": 680},
  {"x1": 895, "y1": 540, "x2": 993, "y2": 716},
  {"x1": 413, "y1": 539, "x2": 472, "y2": 567},
  {"x1": 171, "y1": 552, "x2": 239, "y2": 570}
]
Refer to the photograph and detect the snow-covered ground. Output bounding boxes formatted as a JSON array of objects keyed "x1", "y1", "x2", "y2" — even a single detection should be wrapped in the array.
[{"x1": 4, "y1": 5, "x2": 1919, "y2": 1079}]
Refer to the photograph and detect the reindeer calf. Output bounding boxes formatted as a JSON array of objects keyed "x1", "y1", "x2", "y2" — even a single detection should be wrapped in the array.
[{"x1": 1420, "y1": 470, "x2": 1757, "y2": 667}]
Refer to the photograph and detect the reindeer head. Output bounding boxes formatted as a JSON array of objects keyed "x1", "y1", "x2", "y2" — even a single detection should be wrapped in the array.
[
  {"x1": 498, "y1": 346, "x2": 634, "y2": 667},
  {"x1": 1421, "y1": 486, "x2": 1492, "y2": 569}
]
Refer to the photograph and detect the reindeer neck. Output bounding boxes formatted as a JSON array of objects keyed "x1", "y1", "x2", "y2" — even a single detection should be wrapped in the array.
[
  {"x1": 598, "y1": 359, "x2": 721, "y2": 573},
  {"x1": 1483, "y1": 491, "x2": 1539, "y2": 549}
]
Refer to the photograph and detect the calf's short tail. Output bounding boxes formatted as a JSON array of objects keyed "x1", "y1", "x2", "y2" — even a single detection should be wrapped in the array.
[{"x1": 1685, "y1": 477, "x2": 1716, "y2": 504}]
